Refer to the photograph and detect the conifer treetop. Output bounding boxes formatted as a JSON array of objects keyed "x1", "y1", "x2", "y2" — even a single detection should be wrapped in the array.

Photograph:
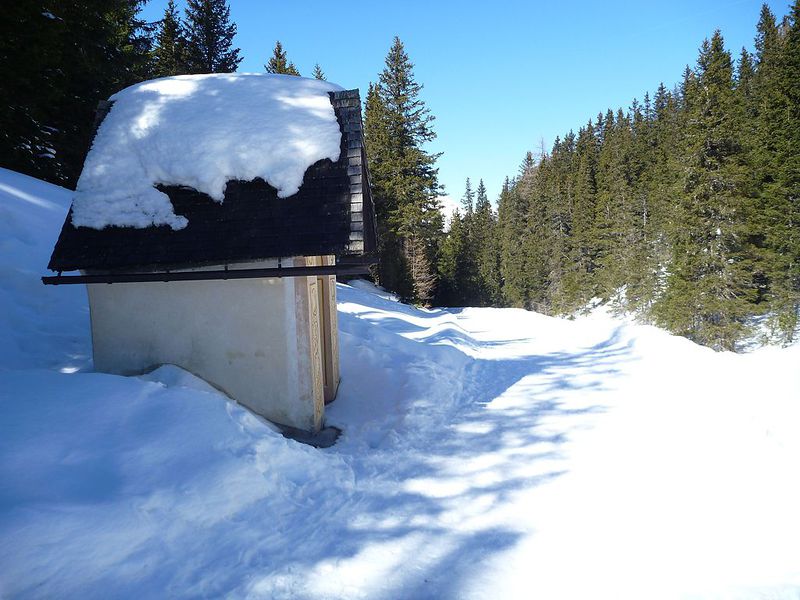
[
  {"x1": 153, "y1": 0, "x2": 189, "y2": 77},
  {"x1": 184, "y1": 0, "x2": 242, "y2": 74},
  {"x1": 265, "y1": 41, "x2": 301, "y2": 76}
]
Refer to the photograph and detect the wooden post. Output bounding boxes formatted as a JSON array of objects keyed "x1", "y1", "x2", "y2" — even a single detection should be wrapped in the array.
[{"x1": 319, "y1": 255, "x2": 341, "y2": 403}]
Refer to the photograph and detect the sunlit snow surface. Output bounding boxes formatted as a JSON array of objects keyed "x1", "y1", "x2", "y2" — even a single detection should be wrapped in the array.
[
  {"x1": 70, "y1": 73, "x2": 343, "y2": 229},
  {"x1": 0, "y1": 168, "x2": 90, "y2": 372},
  {"x1": 2, "y1": 168, "x2": 800, "y2": 599}
]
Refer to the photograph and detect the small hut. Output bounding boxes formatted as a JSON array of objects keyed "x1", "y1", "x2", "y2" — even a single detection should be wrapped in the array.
[{"x1": 44, "y1": 74, "x2": 376, "y2": 435}]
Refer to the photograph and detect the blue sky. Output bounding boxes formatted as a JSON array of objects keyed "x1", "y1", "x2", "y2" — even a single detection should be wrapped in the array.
[{"x1": 141, "y1": 0, "x2": 788, "y2": 206}]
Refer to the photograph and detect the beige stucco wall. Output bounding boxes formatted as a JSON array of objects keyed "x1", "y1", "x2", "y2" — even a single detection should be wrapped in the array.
[{"x1": 86, "y1": 259, "x2": 329, "y2": 432}]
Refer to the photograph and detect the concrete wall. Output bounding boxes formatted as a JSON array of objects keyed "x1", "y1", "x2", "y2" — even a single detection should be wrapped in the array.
[{"x1": 86, "y1": 259, "x2": 335, "y2": 432}]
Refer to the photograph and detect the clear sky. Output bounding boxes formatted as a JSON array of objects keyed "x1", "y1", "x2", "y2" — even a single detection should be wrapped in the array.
[{"x1": 141, "y1": 0, "x2": 788, "y2": 206}]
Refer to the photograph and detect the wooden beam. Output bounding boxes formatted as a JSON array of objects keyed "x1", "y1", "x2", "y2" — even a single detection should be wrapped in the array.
[{"x1": 42, "y1": 263, "x2": 371, "y2": 286}]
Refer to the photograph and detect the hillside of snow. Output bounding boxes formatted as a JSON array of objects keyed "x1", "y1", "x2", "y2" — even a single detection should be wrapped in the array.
[{"x1": 1, "y1": 167, "x2": 799, "y2": 599}]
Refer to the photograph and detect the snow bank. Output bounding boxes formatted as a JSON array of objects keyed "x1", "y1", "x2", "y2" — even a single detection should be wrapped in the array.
[
  {"x1": 0, "y1": 369, "x2": 345, "y2": 599},
  {"x1": 0, "y1": 168, "x2": 90, "y2": 371},
  {"x1": 346, "y1": 277, "x2": 400, "y2": 302},
  {"x1": 71, "y1": 74, "x2": 344, "y2": 230}
]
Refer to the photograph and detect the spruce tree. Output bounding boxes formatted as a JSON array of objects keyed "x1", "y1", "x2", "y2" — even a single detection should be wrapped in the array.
[
  {"x1": 0, "y1": 0, "x2": 154, "y2": 186},
  {"x1": 461, "y1": 177, "x2": 475, "y2": 215},
  {"x1": 594, "y1": 108, "x2": 635, "y2": 302},
  {"x1": 640, "y1": 83, "x2": 680, "y2": 314},
  {"x1": 454, "y1": 178, "x2": 480, "y2": 304},
  {"x1": 558, "y1": 121, "x2": 598, "y2": 312},
  {"x1": 312, "y1": 63, "x2": 326, "y2": 80},
  {"x1": 766, "y1": 0, "x2": 800, "y2": 340},
  {"x1": 152, "y1": 0, "x2": 189, "y2": 77},
  {"x1": 265, "y1": 41, "x2": 301, "y2": 76},
  {"x1": 543, "y1": 134, "x2": 577, "y2": 311},
  {"x1": 437, "y1": 208, "x2": 467, "y2": 305},
  {"x1": 499, "y1": 169, "x2": 533, "y2": 308},
  {"x1": 473, "y1": 179, "x2": 502, "y2": 305},
  {"x1": 0, "y1": 2, "x2": 65, "y2": 182},
  {"x1": 184, "y1": 0, "x2": 242, "y2": 74},
  {"x1": 625, "y1": 96, "x2": 660, "y2": 311},
  {"x1": 364, "y1": 37, "x2": 442, "y2": 303},
  {"x1": 365, "y1": 82, "x2": 413, "y2": 299},
  {"x1": 457, "y1": 177, "x2": 478, "y2": 304},
  {"x1": 521, "y1": 150, "x2": 553, "y2": 312},
  {"x1": 655, "y1": 32, "x2": 754, "y2": 350}
]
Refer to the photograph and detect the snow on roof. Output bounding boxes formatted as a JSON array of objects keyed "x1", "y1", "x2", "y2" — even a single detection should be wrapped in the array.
[{"x1": 71, "y1": 73, "x2": 344, "y2": 230}]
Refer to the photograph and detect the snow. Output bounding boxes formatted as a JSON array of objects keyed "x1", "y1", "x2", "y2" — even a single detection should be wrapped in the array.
[
  {"x1": 71, "y1": 73, "x2": 344, "y2": 230},
  {"x1": 438, "y1": 194, "x2": 461, "y2": 230},
  {"x1": 0, "y1": 168, "x2": 90, "y2": 372},
  {"x1": 2, "y1": 167, "x2": 800, "y2": 598}
]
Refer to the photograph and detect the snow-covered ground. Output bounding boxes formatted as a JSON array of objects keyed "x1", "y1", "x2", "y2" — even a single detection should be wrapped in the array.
[{"x1": 1, "y1": 167, "x2": 799, "y2": 599}]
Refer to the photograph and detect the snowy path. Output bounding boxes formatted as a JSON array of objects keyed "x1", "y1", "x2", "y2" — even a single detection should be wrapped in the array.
[
  {"x1": 1, "y1": 168, "x2": 799, "y2": 598},
  {"x1": 2, "y1": 283, "x2": 799, "y2": 599},
  {"x1": 326, "y1": 289, "x2": 800, "y2": 599}
]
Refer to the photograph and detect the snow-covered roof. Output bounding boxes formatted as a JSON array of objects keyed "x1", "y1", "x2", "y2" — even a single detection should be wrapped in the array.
[
  {"x1": 48, "y1": 84, "x2": 377, "y2": 273},
  {"x1": 71, "y1": 73, "x2": 344, "y2": 230}
]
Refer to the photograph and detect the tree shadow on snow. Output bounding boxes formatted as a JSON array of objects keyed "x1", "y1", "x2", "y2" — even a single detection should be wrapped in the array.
[{"x1": 227, "y1": 314, "x2": 636, "y2": 599}]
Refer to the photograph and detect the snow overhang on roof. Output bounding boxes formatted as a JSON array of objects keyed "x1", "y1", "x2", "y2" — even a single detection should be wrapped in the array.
[{"x1": 73, "y1": 73, "x2": 345, "y2": 230}]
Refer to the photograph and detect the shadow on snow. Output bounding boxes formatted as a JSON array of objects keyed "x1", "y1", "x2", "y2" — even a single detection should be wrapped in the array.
[{"x1": 231, "y1": 295, "x2": 635, "y2": 599}]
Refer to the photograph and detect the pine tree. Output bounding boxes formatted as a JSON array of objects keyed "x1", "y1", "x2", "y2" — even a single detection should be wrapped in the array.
[
  {"x1": 499, "y1": 170, "x2": 533, "y2": 308},
  {"x1": 655, "y1": 32, "x2": 755, "y2": 350},
  {"x1": 734, "y1": 45, "x2": 772, "y2": 313},
  {"x1": 0, "y1": 0, "x2": 154, "y2": 186},
  {"x1": 543, "y1": 134, "x2": 577, "y2": 311},
  {"x1": 152, "y1": 0, "x2": 189, "y2": 77},
  {"x1": 364, "y1": 82, "x2": 413, "y2": 299},
  {"x1": 265, "y1": 41, "x2": 300, "y2": 76},
  {"x1": 473, "y1": 179, "x2": 502, "y2": 305},
  {"x1": 638, "y1": 82, "x2": 679, "y2": 314},
  {"x1": 457, "y1": 177, "x2": 478, "y2": 304},
  {"x1": 625, "y1": 96, "x2": 661, "y2": 312},
  {"x1": 312, "y1": 63, "x2": 326, "y2": 80},
  {"x1": 364, "y1": 37, "x2": 442, "y2": 303},
  {"x1": 110, "y1": 1, "x2": 155, "y2": 84},
  {"x1": 437, "y1": 208, "x2": 467, "y2": 305},
  {"x1": 749, "y1": 2, "x2": 800, "y2": 341},
  {"x1": 521, "y1": 150, "x2": 553, "y2": 312},
  {"x1": 0, "y1": 2, "x2": 66, "y2": 182},
  {"x1": 558, "y1": 121, "x2": 598, "y2": 312},
  {"x1": 453, "y1": 178, "x2": 479, "y2": 304},
  {"x1": 594, "y1": 108, "x2": 635, "y2": 302},
  {"x1": 184, "y1": 0, "x2": 241, "y2": 74},
  {"x1": 461, "y1": 177, "x2": 475, "y2": 215}
]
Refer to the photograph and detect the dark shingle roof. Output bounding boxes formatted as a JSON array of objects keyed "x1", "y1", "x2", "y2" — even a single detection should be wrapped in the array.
[{"x1": 48, "y1": 89, "x2": 376, "y2": 273}]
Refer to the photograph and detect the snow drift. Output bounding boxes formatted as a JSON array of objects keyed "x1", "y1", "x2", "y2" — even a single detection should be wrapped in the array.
[{"x1": 0, "y1": 168, "x2": 90, "y2": 371}]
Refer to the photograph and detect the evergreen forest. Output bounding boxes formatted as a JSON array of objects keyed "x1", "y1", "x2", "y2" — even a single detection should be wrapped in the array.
[
  {"x1": 1, "y1": 1, "x2": 798, "y2": 351},
  {"x1": 440, "y1": 4, "x2": 800, "y2": 351}
]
